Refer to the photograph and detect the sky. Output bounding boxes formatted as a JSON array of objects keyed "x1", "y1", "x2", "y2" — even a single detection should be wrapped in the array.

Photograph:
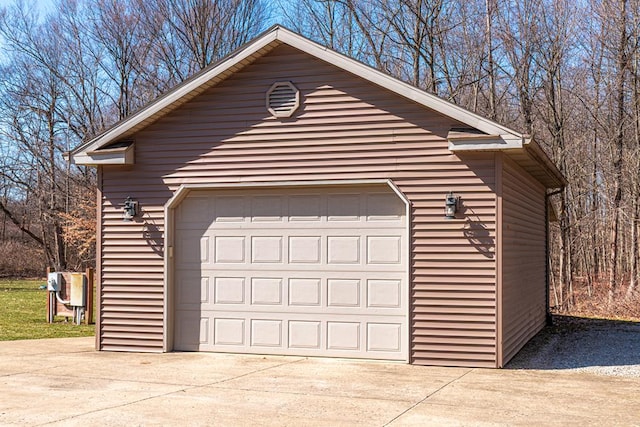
[{"x1": 0, "y1": 0, "x2": 55, "y2": 11}]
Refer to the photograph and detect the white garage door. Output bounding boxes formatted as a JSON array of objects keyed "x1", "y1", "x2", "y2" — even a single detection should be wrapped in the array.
[{"x1": 173, "y1": 185, "x2": 408, "y2": 361}]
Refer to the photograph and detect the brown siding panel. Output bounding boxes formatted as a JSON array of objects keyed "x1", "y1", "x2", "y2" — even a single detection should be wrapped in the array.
[
  {"x1": 99, "y1": 45, "x2": 497, "y2": 365},
  {"x1": 500, "y1": 157, "x2": 547, "y2": 365}
]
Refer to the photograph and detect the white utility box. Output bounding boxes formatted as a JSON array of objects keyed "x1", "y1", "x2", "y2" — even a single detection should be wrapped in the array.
[
  {"x1": 70, "y1": 273, "x2": 85, "y2": 307},
  {"x1": 47, "y1": 272, "x2": 61, "y2": 292}
]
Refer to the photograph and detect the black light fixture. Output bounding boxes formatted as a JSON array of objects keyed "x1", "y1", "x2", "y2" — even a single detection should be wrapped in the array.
[
  {"x1": 123, "y1": 196, "x2": 138, "y2": 221},
  {"x1": 444, "y1": 191, "x2": 459, "y2": 219}
]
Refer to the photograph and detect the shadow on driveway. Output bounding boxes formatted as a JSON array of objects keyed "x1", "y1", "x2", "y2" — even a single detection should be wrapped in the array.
[{"x1": 506, "y1": 315, "x2": 640, "y2": 375}]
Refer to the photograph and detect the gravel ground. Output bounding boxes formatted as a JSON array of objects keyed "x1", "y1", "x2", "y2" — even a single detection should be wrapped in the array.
[{"x1": 506, "y1": 315, "x2": 640, "y2": 378}]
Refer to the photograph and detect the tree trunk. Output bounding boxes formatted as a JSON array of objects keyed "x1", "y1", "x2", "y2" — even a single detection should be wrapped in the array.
[
  {"x1": 485, "y1": 0, "x2": 497, "y2": 120},
  {"x1": 609, "y1": 0, "x2": 628, "y2": 305},
  {"x1": 560, "y1": 190, "x2": 572, "y2": 309},
  {"x1": 629, "y1": 198, "x2": 638, "y2": 297}
]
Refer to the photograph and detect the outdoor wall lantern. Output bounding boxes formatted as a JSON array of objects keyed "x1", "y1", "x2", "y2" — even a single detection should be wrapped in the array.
[
  {"x1": 444, "y1": 191, "x2": 459, "y2": 219},
  {"x1": 123, "y1": 196, "x2": 138, "y2": 221}
]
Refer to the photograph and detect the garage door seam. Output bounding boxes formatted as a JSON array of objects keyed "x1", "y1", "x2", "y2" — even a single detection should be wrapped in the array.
[{"x1": 382, "y1": 368, "x2": 474, "y2": 426}]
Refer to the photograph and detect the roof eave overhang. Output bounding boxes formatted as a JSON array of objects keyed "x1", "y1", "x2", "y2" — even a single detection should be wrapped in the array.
[
  {"x1": 448, "y1": 130, "x2": 565, "y2": 189},
  {"x1": 74, "y1": 142, "x2": 135, "y2": 166},
  {"x1": 521, "y1": 137, "x2": 566, "y2": 189},
  {"x1": 447, "y1": 131, "x2": 524, "y2": 151}
]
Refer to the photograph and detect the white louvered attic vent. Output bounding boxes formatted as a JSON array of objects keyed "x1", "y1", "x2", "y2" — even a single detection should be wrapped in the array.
[{"x1": 266, "y1": 81, "x2": 300, "y2": 118}]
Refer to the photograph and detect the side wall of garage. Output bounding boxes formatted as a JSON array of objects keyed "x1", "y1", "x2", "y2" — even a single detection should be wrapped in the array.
[
  {"x1": 500, "y1": 156, "x2": 547, "y2": 366},
  {"x1": 98, "y1": 44, "x2": 499, "y2": 367}
]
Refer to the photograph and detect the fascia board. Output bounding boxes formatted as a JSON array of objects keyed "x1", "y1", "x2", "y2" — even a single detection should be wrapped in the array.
[
  {"x1": 448, "y1": 136, "x2": 524, "y2": 151},
  {"x1": 73, "y1": 153, "x2": 129, "y2": 165}
]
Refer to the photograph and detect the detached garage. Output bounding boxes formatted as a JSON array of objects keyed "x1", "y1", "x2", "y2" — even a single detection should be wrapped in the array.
[{"x1": 69, "y1": 26, "x2": 564, "y2": 368}]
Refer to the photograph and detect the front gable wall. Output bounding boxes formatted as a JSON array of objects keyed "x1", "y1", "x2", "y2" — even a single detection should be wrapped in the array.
[{"x1": 99, "y1": 45, "x2": 499, "y2": 366}]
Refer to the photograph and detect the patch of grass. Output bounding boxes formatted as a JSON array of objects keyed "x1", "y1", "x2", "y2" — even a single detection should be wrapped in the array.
[{"x1": 0, "y1": 279, "x2": 94, "y2": 341}]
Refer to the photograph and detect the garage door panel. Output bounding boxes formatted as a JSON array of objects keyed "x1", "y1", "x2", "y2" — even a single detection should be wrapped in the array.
[
  {"x1": 200, "y1": 305, "x2": 405, "y2": 317},
  {"x1": 327, "y1": 279, "x2": 360, "y2": 307},
  {"x1": 178, "y1": 196, "x2": 214, "y2": 225},
  {"x1": 289, "y1": 320, "x2": 322, "y2": 349},
  {"x1": 288, "y1": 277, "x2": 321, "y2": 306},
  {"x1": 366, "y1": 193, "x2": 405, "y2": 221},
  {"x1": 213, "y1": 277, "x2": 246, "y2": 305},
  {"x1": 367, "y1": 279, "x2": 402, "y2": 308},
  {"x1": 327, "y1": 321, "x2": 360, "y2": 350},
  {"x1": 289, "y1": 195, "x2": 322, "y2": 220},
  {"x1": 176, "y1": 231, "x2": 211, "y2": 265},
  {"x1": 175, "y1": 186, "x2": 408, "y2": 361},
  {"x1": 175, "y1": 312, "x2": 210, "y2": 350},
  {"x1": 197, "y1": 263, "x2": 405, "y2": 273},
  {"x1": 197, "y1": 220, "x2": 404, "y2": 230},
  {"x1": 214, "y1": 195, "x2": 246, "y2": 222},
  {"x1": 367, "y1": 323, "x2": 402, "y2": 352},
  {"x1": 250, "y1": 278, "x2": 283, "y2": 305},
  {"x1": 250, "y1": 319, "x2": 283, "y2": 347},
  {"x1": 214, "y1": 236, "x2": 246, "y2": 263},
  {"x1": 288, "y1": 236, "x2": 322, "y2": 263},
  {"x1": 327, "y1": 236, "x2": 361, "y2": 264},
  {"x1": 214, "y1": 318, "x2": 245, "y2": 346},
  {"x1": 194, "y1": 314, "x2": 407, "y2": 358},
  {"x1": 251, "y1": 195, "x2": 285, "y2": 221},
  {"x1": 182, "y1": 271, "x2": 406, "y2": 314},
  {"x1": 327, "y1": 193, "x2": 361, "y2": 221},
  {"x1": 175, "y1": 275, "x2": 210, "y2": 308},
  {"x1": 251, "y1": 236, "x2": 284, "y2": 263},
  {"x1": 367, "y1": 236, "x2": 402, "y2": 264}
]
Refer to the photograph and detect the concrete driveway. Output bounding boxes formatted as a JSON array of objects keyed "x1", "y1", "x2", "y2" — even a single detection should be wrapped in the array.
[{"x1": 1, "y1": 336, "x2": 639, "y2": 426}]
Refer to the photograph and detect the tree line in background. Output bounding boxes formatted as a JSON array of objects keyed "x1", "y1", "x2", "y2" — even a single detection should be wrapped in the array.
[{"x1": 0, "y1": 0, "x2": 638, "y2": 317}]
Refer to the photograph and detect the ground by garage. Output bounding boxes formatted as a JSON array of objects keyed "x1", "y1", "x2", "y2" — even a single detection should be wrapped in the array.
[{"x1": 1, "y1": 334, "x2": 638, "y2": 426}]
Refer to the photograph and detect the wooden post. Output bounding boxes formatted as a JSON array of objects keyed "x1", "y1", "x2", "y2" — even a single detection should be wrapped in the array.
[{"x1": 46, "y1": 267, "x2": 51, "y2": 323}]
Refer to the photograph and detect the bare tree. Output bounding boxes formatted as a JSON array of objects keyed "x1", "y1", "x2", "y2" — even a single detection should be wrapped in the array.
[{"x1": 137, "y1": 0, "x2": 267, "y2": 85}]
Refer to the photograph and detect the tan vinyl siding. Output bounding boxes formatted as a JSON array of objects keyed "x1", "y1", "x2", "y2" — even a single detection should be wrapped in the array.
[
  {"x1": 99, "y1": 45, "x2": 497, "y2": 366},
  {"x1": 500, "y1": 156, "x2": 547, "y2": 366}
]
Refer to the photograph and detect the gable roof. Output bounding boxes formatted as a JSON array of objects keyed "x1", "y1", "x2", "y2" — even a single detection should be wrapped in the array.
[{"x1": 69, "y1": 25, "x2": 564, "y2": 188}]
